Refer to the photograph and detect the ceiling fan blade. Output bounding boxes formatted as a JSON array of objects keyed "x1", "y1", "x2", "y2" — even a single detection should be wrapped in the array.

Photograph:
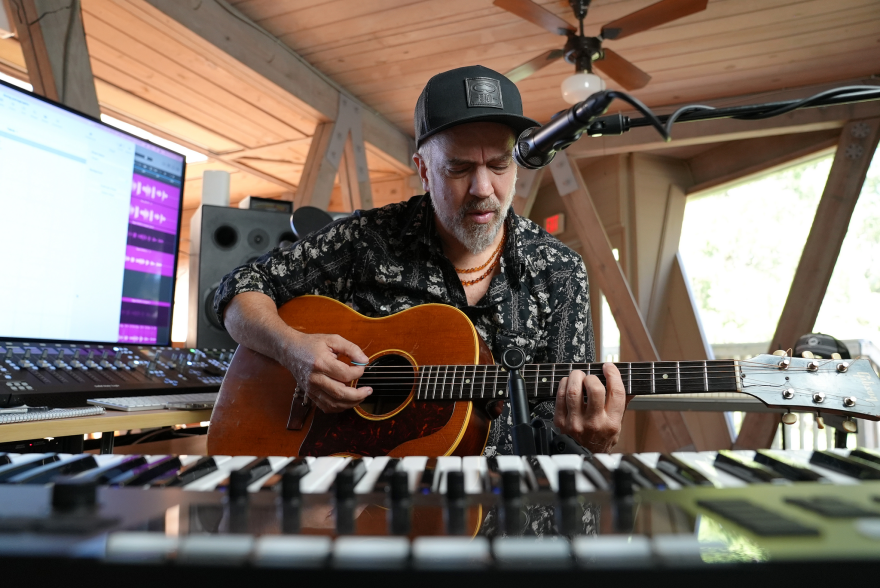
[
  {"x1": 601, "y1": 0, "x2": 708, "y2": 40},
  {"x1": 593, "y1": 48, "x2": 651, "y2": 90},
  {"x1": 493, "y1": 0, "x2": 575, "y2": 36},
  {"x1": 504, "y1": 49, "x2": 565, "y2": 83}
]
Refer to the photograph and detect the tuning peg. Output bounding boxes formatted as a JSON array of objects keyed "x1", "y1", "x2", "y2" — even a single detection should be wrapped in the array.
[
  {"x1": 831, "y1": 353, "x2": 842, "y2": 360},
  {"x1": 801, "y1": 351, "x2": 814, "y2": 359},
  {"x1": 842, "y1": 418, "x2": 857, "y2": 434},
  {"x1": 772, "y1": 350, "x2": 787, "y2": 357},
  {"x1": 781, "y1": 412, "x2": 798, "y2": 425},
  {"x1": 816, "y1": 414, "x2": 825, "y2": 429}
]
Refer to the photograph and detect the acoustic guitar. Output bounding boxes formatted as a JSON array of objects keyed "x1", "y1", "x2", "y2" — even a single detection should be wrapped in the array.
[{"x1": 208, "y1": 295, "x2": 880, "y2": 457}]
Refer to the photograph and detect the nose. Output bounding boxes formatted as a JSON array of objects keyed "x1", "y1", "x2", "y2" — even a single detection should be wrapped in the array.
[{"x1": 469, "y1": 165, "x2": 494, "y2": 199}]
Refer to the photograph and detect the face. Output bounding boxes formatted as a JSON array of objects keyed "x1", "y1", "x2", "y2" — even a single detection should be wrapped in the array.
[{"x1": 413, "y1": 122, "x2": 517, "y2": 255}]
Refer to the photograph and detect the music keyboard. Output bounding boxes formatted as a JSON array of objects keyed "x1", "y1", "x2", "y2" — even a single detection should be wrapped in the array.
[{"x1": 1, "y1": 449, "x2": 880, "y2": 576}]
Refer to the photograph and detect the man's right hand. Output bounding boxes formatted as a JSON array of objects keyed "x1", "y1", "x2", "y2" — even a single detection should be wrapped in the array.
[{"x1": 281, "y1": 332, "x2": 373, "y2": 413}]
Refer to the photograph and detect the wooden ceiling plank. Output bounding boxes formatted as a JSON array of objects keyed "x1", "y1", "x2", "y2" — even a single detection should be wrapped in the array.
[
  {"x1": 82, "y1": 12, "x2": 306, "y2": 143},
  {"x1": 90, "y1": 56, "x2": 268, "y2": 148},
  {"x1": 96, "y1": 80, "x2": 244, "y2": 152},
  {"x1": 254, "y1": 0, "x2": 429, "y2": 38},
  {"x1": 227, "y1": 0, "x2": 327, "y2": 23},
  {"x1": 83, "y1": 1, "x2": 318, "y2": 136},
  {"x1": 136, "y1": 0, "x2": 415, "y2": 170}
]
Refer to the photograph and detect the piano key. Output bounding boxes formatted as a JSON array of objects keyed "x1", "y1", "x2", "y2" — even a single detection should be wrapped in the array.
[
  {"x1": 666, "y1": 452, "x2": 746, "y2": 488},
  {"x1": 753, "y1": 449, "x2": 826, "y2": 482},
  {"x1": 9, "y1": 454, "x2": 99, "y2": 484},
  {"x1": 549, "y1": 455, "x2": 596, "y2": 492},
  {"x1": 155, "y1": 456, "x2": 227, "y2": 487},
  {"x1": 580, "y1": 457, "x2": 611, "y2": 491},
  {"x1": 247, "y1": 457, "x2": 294, "y2": 492},
  {"x1": 656, "y1": 453, "x2": 715, "y2": 487},
  {"x1": 214, "y1": 457, "x2": 274, "y2": 490},
  {"x1": 358, "y1": 457, "x2": 394, "y2": 494},
  {"x1": 619, "y1": 454, "x2": 674, "y2": 490},
  {"x1": 434, "y1": 457, "x2": 461, "y2": 495},
  {"x1": 412, "y1": 536, "x2": 491, "y2": 570},
  {"x1": 850, "y1": 448, "x2": 880, "y2": 466},
  {"x1": 110, "y1": 456, "x2": 182, "y2": 487},
  {"x1": 713, "y1": 451, "x2": 787, "y2": 484},
  {"x1": 182, "y1": 456, "x2": 255, "y2": 491},
  {"x1": 300, "y1": 456, "x2": 350, "y2": 493},
  {"x1": 761, "y1": 450, "x2": 856, "y2": 485},
  {"x1": 252, "y1": 535, "x2": 332, "y2": 568},
  {"x1": 0, "y1": 453, "x2": 10, "y2": 466},
  {"x1": 484, "y1": 457, "x2": 503, "y2": 493},
  {"x1": 493, "y1": 455, "x2": 528, "y2": 493},
  {"x1": 525, "y1": 456, "x2": 552, "y2": 491},
  {"x1": 461, "y1": 456, "x2": 486, "y2": 494},
  {"x1": 809, "y1": 450, "x2": 880, "y2": 480},
  {"x1": 0, "y1": 454, "x2": 61, "y2": 483},
  {"x1": 259, "y1": 457, "x2": 313, "y2": 492},
  {"x1": 399, "y1": 456, "x2": 428, "y2": 494},
  {"x1": 74, "y1": 455, "x2": 149, "y2": 484}
]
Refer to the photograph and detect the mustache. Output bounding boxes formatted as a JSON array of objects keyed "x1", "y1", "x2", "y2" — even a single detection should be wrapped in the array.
[{"x1": 458, "y1": 198, "x2": 501, "y2": 216}]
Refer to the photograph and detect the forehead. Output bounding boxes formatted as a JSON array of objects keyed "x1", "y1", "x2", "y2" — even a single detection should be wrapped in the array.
[{"x1": 431, "y1": 122, "x2": 515, "y2": 160}]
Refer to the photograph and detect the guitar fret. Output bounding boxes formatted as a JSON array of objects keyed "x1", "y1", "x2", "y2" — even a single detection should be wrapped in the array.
[
  {"x1": 440, "y1": 365, "x2": 449, "y2": 400},
  {"x1": 417, "y1": 366, "x2": 426, "y2": 400},
  {"x1": 480, "y1": 365, "x2": 486, "y2": 399},
  {"x1": 628, "y1": 363, "x2": 632, "y2": 395},
  {"x1": 550, "y1": 363, "x2": 556, "y2": 398},
  {"x1": 676, "y1": 361, "x2": 681, "y2": 393},
  {"x1": 703, "y1": 360, "x2": 708, "y2": 391},
  {"x1": 534, "y1": 364, "x2": 540, "y2": 398},
  {"x1": 651, "y1": 362, "x2": 656, "y2": 394},
  {"x1": 469, "y1": 365, "x2": 475, "y2": 399}
]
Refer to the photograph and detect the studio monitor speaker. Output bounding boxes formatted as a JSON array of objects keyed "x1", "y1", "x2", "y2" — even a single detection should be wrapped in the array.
[{"x1": 187, "y1": 205, "x2": 296, "y2": 349}]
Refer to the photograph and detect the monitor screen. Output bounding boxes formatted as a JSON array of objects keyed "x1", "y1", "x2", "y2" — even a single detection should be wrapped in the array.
[{"x1": 0, "y1": 80, "x2": 186, "y2": 346}]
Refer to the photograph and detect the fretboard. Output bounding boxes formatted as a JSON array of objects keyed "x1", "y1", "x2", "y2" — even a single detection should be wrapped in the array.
[{"x1": 395, "y1": 361, "x2": 738, "y2": 401}]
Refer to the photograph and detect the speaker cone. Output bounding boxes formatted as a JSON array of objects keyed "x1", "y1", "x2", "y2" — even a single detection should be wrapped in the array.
[{"x1": 213, "y1": 225, "x2": 238, "y2": 249}]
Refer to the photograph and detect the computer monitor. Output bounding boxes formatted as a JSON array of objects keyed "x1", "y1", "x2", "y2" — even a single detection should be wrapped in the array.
[{"x1": 0, "y1": 79, "x2": 186, "y2": 346}]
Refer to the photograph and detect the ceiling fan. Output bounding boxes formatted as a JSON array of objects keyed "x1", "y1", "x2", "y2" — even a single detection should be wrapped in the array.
[{"x1": 495, "y1": 0, "x2": 708, "y2": 101}]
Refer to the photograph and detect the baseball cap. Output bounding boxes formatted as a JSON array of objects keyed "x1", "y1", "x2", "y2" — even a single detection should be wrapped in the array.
[{"x1": 414, "y1": 65, "x2": 539, "y2": 147}]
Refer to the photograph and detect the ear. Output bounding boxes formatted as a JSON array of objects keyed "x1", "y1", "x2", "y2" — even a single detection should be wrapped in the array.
[{"x1": 412, "y1": 151, "x2": 430, "y2": 192}]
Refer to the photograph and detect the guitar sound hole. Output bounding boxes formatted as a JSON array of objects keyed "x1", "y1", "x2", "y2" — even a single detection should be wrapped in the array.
[{"x1": 356, "y1": 354, "x2": 415, "y2": 416}]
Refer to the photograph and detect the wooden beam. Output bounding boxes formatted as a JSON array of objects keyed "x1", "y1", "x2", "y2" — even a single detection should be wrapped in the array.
[
  {"x1": 338, "y1": 133, "x2": 373, "y2": 210},
  {"x1": 687, "y1": 130, "x2": 839, "y2": 195},
  {"x1": 646, "y1": 184, "x2": 687, "y2": 339},
  {"x1": 773, "y1": 118, "x2": 880, "y2": 351},
  {"x1": 549, "y1": 150, "x2": 659, "y2": 362},
  {"x1": 138, "y1": 0, "x2": 414, "y2": 171},
  {"x1": 737, "y1": 117, "x2": 880, "y2": 449},
  {"x1": 566, "y1": 80, "x2": 880, "y2": 160},
  {"x1": 294, "y1": 121, "x2": 336, "y2": 208},
  {"x1": 8, "y1": 0, "x2": 99, "y2": 117}
]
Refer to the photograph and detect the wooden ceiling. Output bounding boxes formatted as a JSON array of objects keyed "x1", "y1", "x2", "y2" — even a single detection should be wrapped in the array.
[{"x1": 228, "y1": 0, "x2": 880, "y2": 132}]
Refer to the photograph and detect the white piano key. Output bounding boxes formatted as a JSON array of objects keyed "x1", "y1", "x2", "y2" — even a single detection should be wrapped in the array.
[
  {"x1": 629, "y1": 452, "x2": 682, "y2": 490},
  {"x1": 412, "y1": 536, "x2": 491, "y2": 569},
  {"x1": 247, "y1": 457, "x2": 296, "y2": 493},
  {"x1": 493, "y1": 537, "x2": 573, "y2": 569},
  {"x1": 763, "y1": 449, "x2": 859, "y2": 485},
  {"x1": 400, "y1": 456, "x2": 428, "y2": 493},
  {"x1": 300, "y1": 456, "x2": 350, "y2": 493},
  {"x1": 181, "y1": 455, "x2": 252, "y2": 491},
  {"x1": 494, "y1": 455, "x2": 526, "y2": 472},
  {"x1": 177, "y1": 535, "x2": 255, "y2": 566},
  {"x1": 434, "y1": 456, "x2": 461, "y2": 494},
  {"x1": 253, "y1": 535, "x2": 331, "y2": 568},
  {"x1": 333, "y1": 537, "x2": 410, "y2": 569},
  {"x1": 106, "y1": 532, "x2": 177, "y2": 563},
  {"x1": 593, "y1": 453, "x2": 622, "y2": 469},
  {"x1": 354, "y1": 456, "x2": 388, "y2": 494},
  {"x1": 549, "y1": 455, "x2": 595, "y2": 492},
  {"x1": 462, "y1": 456, "x2": 486, "y2": 494},
  {"x1": 670, "y1": 451, "x2": 747, "y2": 488},
  {"x1": 573, "y1": 536, "x2": 652, "y2": 568}
]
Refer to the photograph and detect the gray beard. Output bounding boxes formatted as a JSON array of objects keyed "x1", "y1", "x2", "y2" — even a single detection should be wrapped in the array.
[{"x1": 435, "y1": 196, "x2": 510, "y2": 255}]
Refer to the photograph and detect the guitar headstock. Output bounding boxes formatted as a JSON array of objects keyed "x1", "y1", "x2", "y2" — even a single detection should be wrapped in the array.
[{"x1": 739, "y1": 354, "x2": 880, "y2": 421}]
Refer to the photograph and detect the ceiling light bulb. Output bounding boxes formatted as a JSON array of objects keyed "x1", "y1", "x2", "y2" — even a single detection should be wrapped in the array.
[{"x1": 561, "y1": 72, "x2": 606, "y2": 105}]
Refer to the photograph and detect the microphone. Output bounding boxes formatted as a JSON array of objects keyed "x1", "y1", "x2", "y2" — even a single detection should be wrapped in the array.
[{"x1": 514, "y1": 91, "x2": 614, "y2": 170}]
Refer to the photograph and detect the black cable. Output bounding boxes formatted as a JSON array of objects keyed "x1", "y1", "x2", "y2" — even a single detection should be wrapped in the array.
[
  {"x1": 731, "y1": 86, "x2": 880, "y2": 120},
  {"x1": 664, "y1": 104, "x2": 715, "y2": 136},
  {"x1": 605, "y1": 90, "x2": 670, "y2": 142}
]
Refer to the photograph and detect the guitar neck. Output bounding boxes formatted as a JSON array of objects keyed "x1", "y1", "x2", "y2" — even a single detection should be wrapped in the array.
[{"x1": 410, "y1": 360, "x2": 739, "y2": 401}]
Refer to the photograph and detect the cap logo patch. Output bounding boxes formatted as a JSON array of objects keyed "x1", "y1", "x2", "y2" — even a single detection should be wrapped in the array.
[{"x1": 465, "y1": 77, "x2": 503, "y2": 109}]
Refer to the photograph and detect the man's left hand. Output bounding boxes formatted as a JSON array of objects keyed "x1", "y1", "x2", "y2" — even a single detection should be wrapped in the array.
[{"x1": 553, "y1": 362, "x2": 629, "y2": 453}]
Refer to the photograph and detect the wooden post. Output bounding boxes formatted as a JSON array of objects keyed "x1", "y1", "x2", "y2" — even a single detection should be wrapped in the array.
[
  {"x1": 736, "y1": 118, "x2": 880, "y2": 449},
  {"x1": 295, "y1": 94, "x2": 372, "y2": 210},
  {"x1": 513, "y1": 167, "x2": 543, "y2": 217},
  {"x1": 9, "y1": 0, "x2": 99, "y2": 118}
]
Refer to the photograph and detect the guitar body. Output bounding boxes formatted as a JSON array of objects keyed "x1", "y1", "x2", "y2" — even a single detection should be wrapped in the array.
[{"x1": 208, "y1": 296, "x2": 493, "y2": 457}]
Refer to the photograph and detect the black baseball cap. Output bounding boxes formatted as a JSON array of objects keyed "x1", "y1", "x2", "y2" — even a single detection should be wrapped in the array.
[{"x1": 414, "y1": 65, "x2": 539, "y2": 147}]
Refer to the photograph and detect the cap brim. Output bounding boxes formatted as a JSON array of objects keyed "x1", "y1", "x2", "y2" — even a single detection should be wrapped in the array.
[{"x1": 417, "y1": 112, "x2": 540, "y2": 147}]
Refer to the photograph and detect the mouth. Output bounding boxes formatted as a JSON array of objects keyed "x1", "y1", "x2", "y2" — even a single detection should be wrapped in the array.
[{"x1": 465, "y1": 210, "x2": 496, "y2": 224}]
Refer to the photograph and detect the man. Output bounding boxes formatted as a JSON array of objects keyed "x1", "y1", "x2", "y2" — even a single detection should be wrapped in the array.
[{"x1": 214, "y1": 65, "x2": 626, "y2": 457}]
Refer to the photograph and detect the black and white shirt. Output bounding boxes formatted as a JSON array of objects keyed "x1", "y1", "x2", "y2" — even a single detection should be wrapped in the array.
[{"x1": 214, "y1": 194, "x2": 596, "y2": 458}]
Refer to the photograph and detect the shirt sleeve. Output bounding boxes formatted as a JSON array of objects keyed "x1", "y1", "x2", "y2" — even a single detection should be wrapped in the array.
[{"x1": 212, "y1": 216, "x2": 362, "y2": 330}]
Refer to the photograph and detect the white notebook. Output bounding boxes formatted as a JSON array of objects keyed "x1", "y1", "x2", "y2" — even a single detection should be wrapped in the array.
[{"x1": 0, "y1": 406, "x2": 105, "y2": 425}]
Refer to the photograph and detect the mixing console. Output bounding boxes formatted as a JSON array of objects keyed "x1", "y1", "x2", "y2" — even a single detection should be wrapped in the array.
[{"x1": 0, "y1": 342, "x2": 233, "y2": 408}]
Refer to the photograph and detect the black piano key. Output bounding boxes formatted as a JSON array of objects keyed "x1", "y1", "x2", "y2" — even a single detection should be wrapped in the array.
[
  {"x1": 0, "y1": 454, "x2": 10, "y2": 466},
  {"x1": 484, "y1": 457, "x2": 503, "y2": 494},
  {"x1": 753, "y1": 450, "x2": 825, "y2": 482},
  {"x1": 0, "y1": 454, "x2": 61, "y2": 483},
  {"x1": 371, "y1": 458, "x2": 400, "y2": 493},
  {"x1": 850, "y1": 448, "x2": 880, "y2": 466},
  {"x1": 110, "y1": 456, "x2": 182, "y2": 487},
  {"x1": 714, "y1": 451, "x2": 786, "y2": 484},
  {"x1": 9, "y1": 454, "x2": 98, "y2": 484},
  {"x1": 335, "y1": 458, "x2": 367, "y2": 488},
  {"x1": 657, "y1": 454, "x2": 715, "y2": 487},
  {"x1": 74, "y1": 455, "x2": 148, "y2": 484},
  {"x1": 810, "y1": 451, "x2": 880, "y2": 480},
  {"x1": 582, "y1": 457, "x2": 612, "y2": 491},
  {"x1": 418, "y1": 457, "x2": 438, "y2": 495},
  {"x1": 785, "y1": 497, "x2": 880, "y2": 518},
  {"x1": 619, "y1": 455, "x2": 667, "y2": 489},
  {"x1": 698, "y1": 499, "x2": 819, "y2": 536},
  {"x1": 525, "y1": 456, "x2": 552, "y2": 491},
  {"x1": 216, "y1": 457, "x2": 273, "y2": 490},
  {"x1": 155, "y1": 456, "x2": 218, "y2": 487}
]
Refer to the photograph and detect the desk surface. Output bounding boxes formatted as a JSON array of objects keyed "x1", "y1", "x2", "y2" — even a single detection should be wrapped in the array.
[{"x1": 0, "y1": 408, "x2": 213, "y2": 443}]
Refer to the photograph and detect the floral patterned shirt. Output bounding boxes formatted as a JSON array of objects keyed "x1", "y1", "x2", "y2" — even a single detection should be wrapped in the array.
[{"x1": 214, "y1": 194, "x2": 595, "y2": 458}]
